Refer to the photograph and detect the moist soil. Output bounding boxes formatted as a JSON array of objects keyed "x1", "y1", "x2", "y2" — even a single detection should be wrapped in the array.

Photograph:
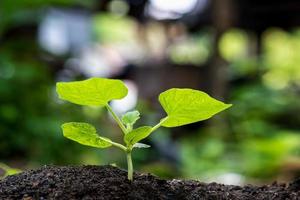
[{"x1": 0, "y1": 165, "x2": 299, "y2": 200}]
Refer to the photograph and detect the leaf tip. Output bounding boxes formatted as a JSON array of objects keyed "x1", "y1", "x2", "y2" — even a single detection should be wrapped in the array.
[{"x1": 224, "y1": 103, "x2": 233, "y2": 109}]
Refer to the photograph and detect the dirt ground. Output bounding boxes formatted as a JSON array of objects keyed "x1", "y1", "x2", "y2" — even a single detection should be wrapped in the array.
[{"x1": 0, "y1": 165, "x2": 299, "y2": 200}]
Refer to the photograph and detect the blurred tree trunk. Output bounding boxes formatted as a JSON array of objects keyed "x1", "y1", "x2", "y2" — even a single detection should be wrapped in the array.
[
  {"x1": 206, "y1": 0, "x2": 235, "y2": 135},
  {"x1": 208, "y1": 0, "x2": 235, "y2": 100}
]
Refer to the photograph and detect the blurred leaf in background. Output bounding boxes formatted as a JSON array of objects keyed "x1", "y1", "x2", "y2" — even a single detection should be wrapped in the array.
[
  {"x1": 0, "y1": 0, "x2": 299, "y2": 184},
  {"x1": 262, "y1": 28, "x2": 300, "y2": 90}
]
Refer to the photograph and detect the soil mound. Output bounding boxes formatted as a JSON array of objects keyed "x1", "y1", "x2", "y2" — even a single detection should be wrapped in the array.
[{"x1": 0, "y1": 165, "x2": 299, "y2": 200}]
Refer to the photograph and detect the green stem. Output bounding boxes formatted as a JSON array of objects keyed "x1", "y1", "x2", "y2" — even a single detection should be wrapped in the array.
[
  {"x1": 111, "y1": 142, "x2": 127, "y2": 151},
  {"x1": 106, "y1": 104, "x2": 127, "y2": 134},
  {"x1": 100, "y1": 137, "x2": 126, "y2": 151},
  {"x1": 126, "y1": 150, "x2": 133, "y2": 181},
  {"x1": 151, "y1": 117, "x2": 168, "y2": 132}
]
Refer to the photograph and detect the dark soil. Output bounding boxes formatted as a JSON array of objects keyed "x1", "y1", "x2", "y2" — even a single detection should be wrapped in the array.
[{"x1": 0, "y1": 165, "x2": 299, "y2": 200}]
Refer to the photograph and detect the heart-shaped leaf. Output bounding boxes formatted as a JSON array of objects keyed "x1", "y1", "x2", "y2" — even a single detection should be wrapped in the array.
[
  {"x1": 124, "y1": 126, "x2": 152, "y2": 146},
  {"x1": 159, "y1": 88, "x2": 232, "y2": 127},
  {"x1": 56, "y1": 78, "x2": 128, "y2": 106},
  {"x1": 62, "y1": 122, "x2": 112, "y2": 148}
]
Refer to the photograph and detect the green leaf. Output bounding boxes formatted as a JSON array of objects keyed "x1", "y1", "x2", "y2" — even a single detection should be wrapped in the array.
[
  {"x1": 5, "y1": 168, "x2": 22, "y2": 176},
  {"x1": 61, "y1": 122, "x2": 112, "y2": 148},
  {"x1": 0, "y1": 163, "x2": 21, "y2": 178},
  {"x1": 56, "y1": 77, "x2": 128, "y2": 106},
  {"x1": 159, "y1": 88, "x2": 232, "y2": 127},
  {"x1": 133, "y1": 143, "x2": 151, "y2": 148},
  {"x1": 122, "y1": 110, "x2": 140, "y2": 130},
  {"x1": 124, "y1": 126, "x2": 152, "y2": 146}
]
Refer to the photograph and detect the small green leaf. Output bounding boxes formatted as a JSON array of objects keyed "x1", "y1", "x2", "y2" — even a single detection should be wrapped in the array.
[
  {"x1": 122, "y1": 110, "x2": 140, "y2": 130},
  {"x1": 62, "y1": 122, "x2": 112, "y2": 148},
  {"x1": 133, "y1": 143, "x2": 151, "y2": 148},
  {"x1": 5, "y1": 168, "x2": 22, "y2": 176},
  {"x1": 159, "y1": 88, "x2": 232, "y2": 127},
  {"x1": 124, "y1": 126, "x2": 152, "y2": 146},
  {"x1": 0, "y1": 163, "x2": 22, "y2": 178},
  {"x1": 56, "y1": 78, "x2": 128, "y2": 106}
]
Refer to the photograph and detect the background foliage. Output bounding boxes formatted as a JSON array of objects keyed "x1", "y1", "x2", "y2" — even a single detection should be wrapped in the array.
[{"x1": 0, "y1": 0, "x2": 299, "y2": 184}]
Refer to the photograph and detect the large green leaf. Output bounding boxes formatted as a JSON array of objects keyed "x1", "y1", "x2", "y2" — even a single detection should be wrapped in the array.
[
  {"x1": 56, "y1": 78, "x2": 128, "y2": 106},
  {"x1": 159, "y1": 88, "x2": 232, "y2": 127},
  {"x1": 124, "y1": 126, "x2": 152, "y2": 146},
  {"x1": 61, "y1": 122, "x2": 112, "y2": 148}
]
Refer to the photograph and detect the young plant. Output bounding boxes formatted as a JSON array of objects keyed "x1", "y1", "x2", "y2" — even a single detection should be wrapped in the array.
[
  {"x1": 0, "y1": 163, "x2": 21, "y2": 179},
  {"x1": 56, "y1": 77, "x2": 231, "y2": 181}
]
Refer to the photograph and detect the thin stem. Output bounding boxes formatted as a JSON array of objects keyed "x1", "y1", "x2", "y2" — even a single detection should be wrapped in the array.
[
  {"x1": 101, "y1": 137, "x2": 127, "y2": 151},
  {"x1": 105, "y1": 104, "x2": 127, "y2": 134},
  {"x1": 110, "y1": 142, "x2": 127, "y2": 152},
  {"x1": 151, "y1": 117, "x2": 168, "y2": 132},
  {"x1": 126, "y1": 150, "x2": 133, "y2": 181}
]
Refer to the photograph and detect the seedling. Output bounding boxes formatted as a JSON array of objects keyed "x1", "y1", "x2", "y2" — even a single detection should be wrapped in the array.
[
  {"x1": 56, "y1": 78, "x2": 231, "y2": 181},
  {"x1": 0, "y1": 163, "x2": 21, "y2": 179}
]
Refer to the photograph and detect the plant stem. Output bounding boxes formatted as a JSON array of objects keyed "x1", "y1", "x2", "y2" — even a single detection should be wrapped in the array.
[
  {"x1": 110, "y1": 142, "x2": 127, "y2": 151},
  {"x1": 151, "y1": 117, "x2": 168, "y2": 132},
  {"x1": 105, "y1": 104, "x2": 127, "y2": 134},
  {"x1": 126, "y1": 150, "x2": 133, "y2": 181},
  {"x1": 101, "y1": 138, "x2": 127, "y2": 151}
]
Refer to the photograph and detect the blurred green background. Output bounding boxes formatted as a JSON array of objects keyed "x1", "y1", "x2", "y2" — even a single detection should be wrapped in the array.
[{"x1": 0, "y1": 0, "x2": 300, "y2": 184}]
